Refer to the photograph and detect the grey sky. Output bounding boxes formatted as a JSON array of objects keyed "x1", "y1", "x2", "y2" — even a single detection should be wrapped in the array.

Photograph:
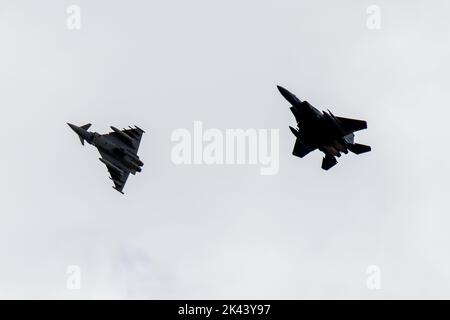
[{"x1": 0, "y1": 0, "x2": 450, "y2": 298}]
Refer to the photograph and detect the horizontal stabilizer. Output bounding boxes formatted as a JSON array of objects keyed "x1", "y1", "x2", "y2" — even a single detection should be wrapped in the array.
[
  {"x1": 336, "y1": 117, "x2": 367, "y2": 133},
  {"x1": 99, "y1": 157, "x2": 124, "y2": 175},
  {"x1": 348, "y1": 143, "x2": 371, "y2": 155},
  {"x1": 322, "y1": 154, "x2": 337, "y2": 170},
  {"x1": 292, "y1": 139, "x2": 312, "y2": 158}
]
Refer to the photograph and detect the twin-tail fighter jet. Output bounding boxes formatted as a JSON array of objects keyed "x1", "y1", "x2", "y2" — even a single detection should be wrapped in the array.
[{"x1": 277, "y1": 85, "x2": 371, "y2": 170}]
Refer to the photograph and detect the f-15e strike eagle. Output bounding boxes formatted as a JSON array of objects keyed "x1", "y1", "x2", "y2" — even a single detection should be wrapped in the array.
[
  {"x1": 68, "y1": 123, "x2": 145, "y2": 194},
  {"x1": 277, "y1": 86, "x2": 371, "y2": 170}
]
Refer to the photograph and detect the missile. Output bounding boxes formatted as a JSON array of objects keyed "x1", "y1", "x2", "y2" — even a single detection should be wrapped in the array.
[
  {"x1": 99, "y1": 157, "x2": 124, "y2": 175},
  {"x1": 131, "y1": 163, "x2": 142, "y2": 172},
  {"x1": 114, "y1": 148, "x2": 142, "y2": 167},
  {"x1": 120, "y1": 149, "x2": 144, "y2": 166},
  {"x1": 109, "y1": 176, "x2": 122, "y2": 183},
  {"x1": 131, "y1": 156, "x2": 144, "y2": 166},
  {"x1": 109, "y1": 177, "x2": 126, "y2": 192},
  {"x1": 126, "y1": 126, "x2": 140, "y2": 138},
  {"x1": 110, "y1": 126, "x2": 134, "y2": 145},
  {"x1": 123, "y1": 158, "x2": 142, "y2": 172}
]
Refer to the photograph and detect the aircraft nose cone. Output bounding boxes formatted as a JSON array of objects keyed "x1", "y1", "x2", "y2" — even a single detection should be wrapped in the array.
[
  {"x1": 67, "y1": 123, "x2": 84, "y2": 137},
  {"x1": 67, "y1": 123, "x2": 78, "y2": 131},
  {"x1": 277, "y1": 85, "x2": 302, "y2": 105},
  {"x1": 277, "y1": 85, "x2": 291, "y2": 98},
  {"x1": 67, "y1": 123, "x2": 85, "y2": 135}
]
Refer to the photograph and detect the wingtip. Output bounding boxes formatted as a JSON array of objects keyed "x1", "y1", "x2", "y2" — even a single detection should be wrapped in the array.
[
  {"x1": 112, "y1": 186, "x2": 124, "y2": 194},
  {"x1": 134, "y1": 125, "x2": 145, "y2": 133}
]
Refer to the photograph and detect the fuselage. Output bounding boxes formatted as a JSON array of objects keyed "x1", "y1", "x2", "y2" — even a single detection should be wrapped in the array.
[
  {"x1": 292, "y1": 103, "x2": 351, "y2": 157},
  {"x1": 90, "y1": 133, "x2": 143, "y2": 174},
  {"x1": 277, "y1": 85, "x2": 370, "y2": 170}
]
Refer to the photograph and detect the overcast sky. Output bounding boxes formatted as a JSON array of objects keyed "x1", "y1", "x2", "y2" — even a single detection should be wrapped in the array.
[{"x1": 1, "y1": 0, "x2": 450, "y2": 299}]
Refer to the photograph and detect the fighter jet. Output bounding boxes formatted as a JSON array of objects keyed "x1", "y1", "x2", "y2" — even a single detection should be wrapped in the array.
[
  {"x1": 68, "y1": 123, "x2": 145, "y2": 194},
  {"x1": 277, "y1": 85, "x2": 370, "y2": 170}
]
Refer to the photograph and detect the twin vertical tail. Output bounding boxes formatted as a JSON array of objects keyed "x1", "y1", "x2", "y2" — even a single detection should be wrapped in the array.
[{"x1": 322, "y1": 154, "x2": 338, "y2": 170}]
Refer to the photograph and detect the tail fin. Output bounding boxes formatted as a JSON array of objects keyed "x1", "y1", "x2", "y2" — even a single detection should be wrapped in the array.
[
  {"x1": 348, "y1": 143, "x2": 371, "y2": 154},
  {"x1": 292, "y1": 139, "x2": 312, "y2": 158},
  {"x1": 322, "y1": 154, "x2": 337, "y2": 170}
]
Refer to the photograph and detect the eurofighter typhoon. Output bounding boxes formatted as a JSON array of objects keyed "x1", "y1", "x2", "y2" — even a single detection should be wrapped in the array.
[
  {"x1": 278, "y1": 86, "x2": 370, "y2": 170},
  {"x1": 68, "y1": 123, "x2": 145, "y2": 194}
]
